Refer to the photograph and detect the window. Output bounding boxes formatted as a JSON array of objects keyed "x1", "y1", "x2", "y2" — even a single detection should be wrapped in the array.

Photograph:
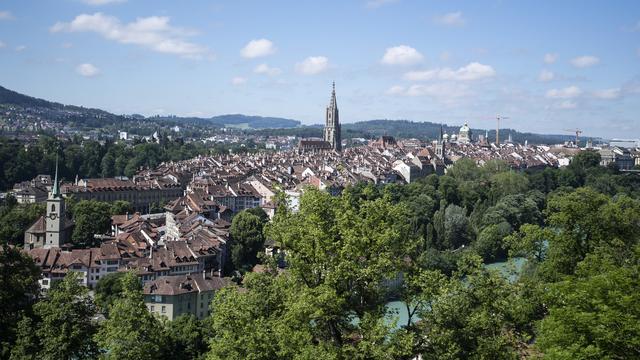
[
  {"x1": 161, "y1": 306, "x2": 166, "y2": 314},
  {"x1": 51, "y1": 204, "x2": 55, "y2": 212},
  {"x1": 154, "y1": 295, "x2": 162, "y2": 302},
  {"x1": 42, "y1": 279, "x2": 49, "y2": 285},
  {"x1": 150, "y1": 305, "x2": 154, "y2": 311}
]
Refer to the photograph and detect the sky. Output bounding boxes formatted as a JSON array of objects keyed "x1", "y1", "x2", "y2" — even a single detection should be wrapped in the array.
[{"x1": 0, "y1": 0, "x2": 639, "y2": 138}]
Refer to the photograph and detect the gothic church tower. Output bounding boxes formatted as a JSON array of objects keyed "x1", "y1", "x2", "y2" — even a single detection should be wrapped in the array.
[
  {"x1": 44, "y1": 159, "x2": 65, "y2": 249},
  {"x1": 324, "y1": 82, "x2": 341, "y2": 151}
]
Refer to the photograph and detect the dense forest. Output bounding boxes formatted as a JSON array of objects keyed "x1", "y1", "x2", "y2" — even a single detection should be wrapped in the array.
[
  {"x1": 0, "y1": 135, "x2": 261, "y2": 191},
  {"x1": 1, "y1": 150, "x2": 639, "y2": 359}
]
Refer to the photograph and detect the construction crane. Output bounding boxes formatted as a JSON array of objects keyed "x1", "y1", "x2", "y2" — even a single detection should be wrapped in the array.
[
  {"x1": 496, "y1": 115, "x2": 510, "y2": 145},
  {"x1": 563, "y1": 128, "x2": 583, "y2": 147}
]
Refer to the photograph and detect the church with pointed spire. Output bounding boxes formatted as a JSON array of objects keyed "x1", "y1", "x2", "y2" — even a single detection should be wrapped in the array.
[
  {"x1": 324, "y1": 82, "x2": 341, "y2": 151},
  {"x1": 24, "y1": 158, "x2": 73, "y2": 249}
]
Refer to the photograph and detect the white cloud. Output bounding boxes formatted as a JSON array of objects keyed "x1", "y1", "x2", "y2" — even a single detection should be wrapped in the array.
[
  {"x1": 76, "y1": 63, "x2": 100, "y2": 77},
  {"x1": 240, "y1": 39, "x2": 275, "y2": 58},
  {"x1": 387, "y1": 83, "x2": 469, "y2": 103},
  {"x1": 81, "y1": 0, "x2": 127, "y2": 5},
  {"x1": 543, "y1": 53, "x2": 557, "y2": 64},
  {"x1": 538, "y1": 69, "x2": 554, "y2": 82},
  {"x1": 381, "y1": 45, "x2": 423, "y2": 65},
  {"x1": 366, "y1": 0, "x2": 399, "y2": 9},
  {"x1": 253, "y1": 63, "x2": 281, "y2": 76},
  {"x1": 546, "y1": 86, "x2": 582, "y2": 99},
  {"x1": 570, "y1": 55, "x2": 599, "y2": 68},
  {"x1": 0, "y1": 11, "x2": 13, "y2": 20},
  {"x1": 295, "y1": 56, "x2": 329, "y2": 75},
  {"x1": 404, "y1": 62, "x2": 495, "y2": 81},
  {"x1": 386, "y1": 85, "x2": 405, "y2": 95},
  {"x1": 50, "y1": 13, "x2": 208, "y2": 59},
  {"x1": 0, "y1": 41, "x2": 5, "y2": 48},
  {"x1": 593, "y1": 88, "x2": 621, "y2": 99},
  {"x1": 15, "y1": 45, "x2": 26, "y2": 52},
  {"x1": 231, "y1": 77, "x2": 247, "y2": 85},
  {"x1": 434, "y1": 12, "x2": 465, "y2": 26},
  {"x1": 556, "y1": 100, "x2": 577, "y2": 109}
]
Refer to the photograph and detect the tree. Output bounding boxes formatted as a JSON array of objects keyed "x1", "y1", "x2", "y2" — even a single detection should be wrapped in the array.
[
  {"x1": 71, "y1": 200, "x2": 112, "y2": 247},
  {"x1": 32, "y1": 272, "x2": 99, "y2": 359},
  {"x1": 162, "y1": 314, "x2": 210, "y2": 360},
  {"x1": 94, "y1": 272, "x2": 126, "y2": 314},
  {"x1": 96, "y1": 271, "x2": 164, "y2": 360},
  {"x1": 229, "y1": 210, "x2": 265, "y2": 272},
  {"x1": 474, "y1": 222, "x2": 512, "y2": 262},
  {"x1": 109, "y1": 200, "x2": 133, "y2": 215},
  {"x1": 0, "y1": 203, "x2": 45, "y2": 245},
  {"x1": 442, "y1": 204, "x2": 472, "y2": 250},
  {"x1": 536, "y1": 256, "x2": 640, "y2": 359},
  {"x1": 415, "y1": 255, "x2": 526, "y2": 360},
  {"x1": 0, "y1": 244, "x2": 40, "y2": 357},
  {"x1": 9, "y1": 314, "x2": 38, "y2": 360}
]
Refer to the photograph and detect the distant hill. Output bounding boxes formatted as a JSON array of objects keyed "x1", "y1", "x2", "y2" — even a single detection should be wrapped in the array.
[
  {"x1": 0, "y1": 85, "x2": 131, "y2": 129},
  {"x1": 0, "y1": 85, "x2": 581, "y2": 143}
]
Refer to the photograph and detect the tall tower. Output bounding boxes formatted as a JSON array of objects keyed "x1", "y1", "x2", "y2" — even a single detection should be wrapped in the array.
[
  {"x1": 435, "y1": 124, "x2": 445, "y2": 159},
  {"x1": 324, "y1": 82, "x2": 341, "y2": 151},
  {"x1": 45, "y1": 158, "x2": 65, "y2": 249}
]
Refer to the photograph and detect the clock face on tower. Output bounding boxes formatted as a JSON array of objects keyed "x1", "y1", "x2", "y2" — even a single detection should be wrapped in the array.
[{"x1": 49, "y1": 213, "x2": 57, "y2": 220}]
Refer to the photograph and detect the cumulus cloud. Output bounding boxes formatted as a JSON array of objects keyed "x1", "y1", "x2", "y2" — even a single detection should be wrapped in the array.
[
  {"x1": 538, "y1": 69, "x2": 554, "y2": 82},
  {"x1": 253, "y1": 63, "x2": 281, "y2": 76},
  {"x1": 76, "y1": 63, "x2": 100, "y2": 77},
  {"x1": 381, "y1": 45, "x2": 423, "y2": 65},
  {"x1": 295, "y1": 56, "x2": 329, "y2": 75},
  {"x1": 81, "y1": 0, "x2": 127, "y2": 5},
  {"x1": 543, "y1": 53, "x2": 557, "y2": 64},
  {"x1": 231, "y1": 77, "x2": 247, "y2": 85},
  {"x1": 593, "y1": 88, "x2": 621, "y2": 99},
  {"x1": 387, "y1": 83, "x2": 469, "y2": 103},
  {"x1": 546, "y1": 86, "x2": 582, "y2": 99},
  {"x1": 0, "y1": 11, "x2": 13, "y2": 20},
  {"x1": 366, "y1": 0, "x2": 399, "y2": 9},
  {"x1": 50, "y1": 13, "x2": 208, "y2": 59},
  {"x1": 434, "y1": 12, "x2": 465, "y2": 26},
  {"x1": 403, "y1": 62, "x2": 495, "y2": 81},
  {"x1": 240, "y1": 39, "x2": 275, "y2": 58},
  {"x1": 570, "y1": 55, "x2": 599, "y2": 68}
]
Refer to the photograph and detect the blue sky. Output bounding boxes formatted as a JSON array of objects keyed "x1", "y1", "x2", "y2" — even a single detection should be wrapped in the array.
[{"x1": 0, "y1": 0, "x2": 639, "y2": 138}]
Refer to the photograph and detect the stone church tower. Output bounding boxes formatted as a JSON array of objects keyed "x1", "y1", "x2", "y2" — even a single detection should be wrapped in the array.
[
  {"x1": 44, "y1": 159, "x2": 65, "y2": 249},
  {"x1": 323, "y1": 82, "x2": 341, "y2": 151},
  {"x1": 435, "y1": 124, "x2": 445, "y2": 159}
]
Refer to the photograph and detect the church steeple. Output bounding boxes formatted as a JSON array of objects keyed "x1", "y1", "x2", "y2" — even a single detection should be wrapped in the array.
[
  {"x1": 324, "y1": 82, "x2": 341, "y2": 151},
  {"x1": 51, "y1": 156, "x2": 61, "y2": 198}
]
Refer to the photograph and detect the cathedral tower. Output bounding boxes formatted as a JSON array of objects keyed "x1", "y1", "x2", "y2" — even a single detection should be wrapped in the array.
[
  {"x1": 435, "y1": 124, "x2": 445, "y2": 159},
  {"x1": 324, "y1": 82, "x2": 341, "y2": 151},
  {"x1": 45, "y1": 158, "x2": 65, "y2": 249}
]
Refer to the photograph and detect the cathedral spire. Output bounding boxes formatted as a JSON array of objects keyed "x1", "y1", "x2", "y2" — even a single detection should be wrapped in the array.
[{"x1": 51, "y1": 155, "x2": 60, "y2": 198}]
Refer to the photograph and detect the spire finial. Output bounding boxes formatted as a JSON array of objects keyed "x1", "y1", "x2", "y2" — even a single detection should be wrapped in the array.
[{"x1": 332, "y1": 81, "x2": 335, "y2": 94}]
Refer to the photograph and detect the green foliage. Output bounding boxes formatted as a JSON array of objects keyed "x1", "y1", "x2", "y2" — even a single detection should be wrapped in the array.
[
  {"x1": 415, "y1": 255, "x2": 526, "y2": 360},
  {"x1": 96, "y1": 272, "x2": 163, "y2": 360},
  {"x1": 230, "y1": 210, "x2": 266, "y2": 272},
  {"x1": 109, "y1": 200, "x2": 133, "y2": 215},
  {"x1": 536, "y1": 255, "x2": 640, "y2": 359},
  {"x1": 30, "y1": 272, "x2": 98, "y2": 359},
  {"x1": 94, "y1": 272, "x2": 127, "y2": 314},
  {"x1": 0, "y1": 202, "x2": 45, "y2": 245},
  {"x1": 0, "y1": 244, "x2": 40, "y2": 357},
  {"x1": 162, "y1": 314, "x2": 210, "y2": 360},
  {"x1": 71, "y1": 200, "x2": 112, "y2": 247}
]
